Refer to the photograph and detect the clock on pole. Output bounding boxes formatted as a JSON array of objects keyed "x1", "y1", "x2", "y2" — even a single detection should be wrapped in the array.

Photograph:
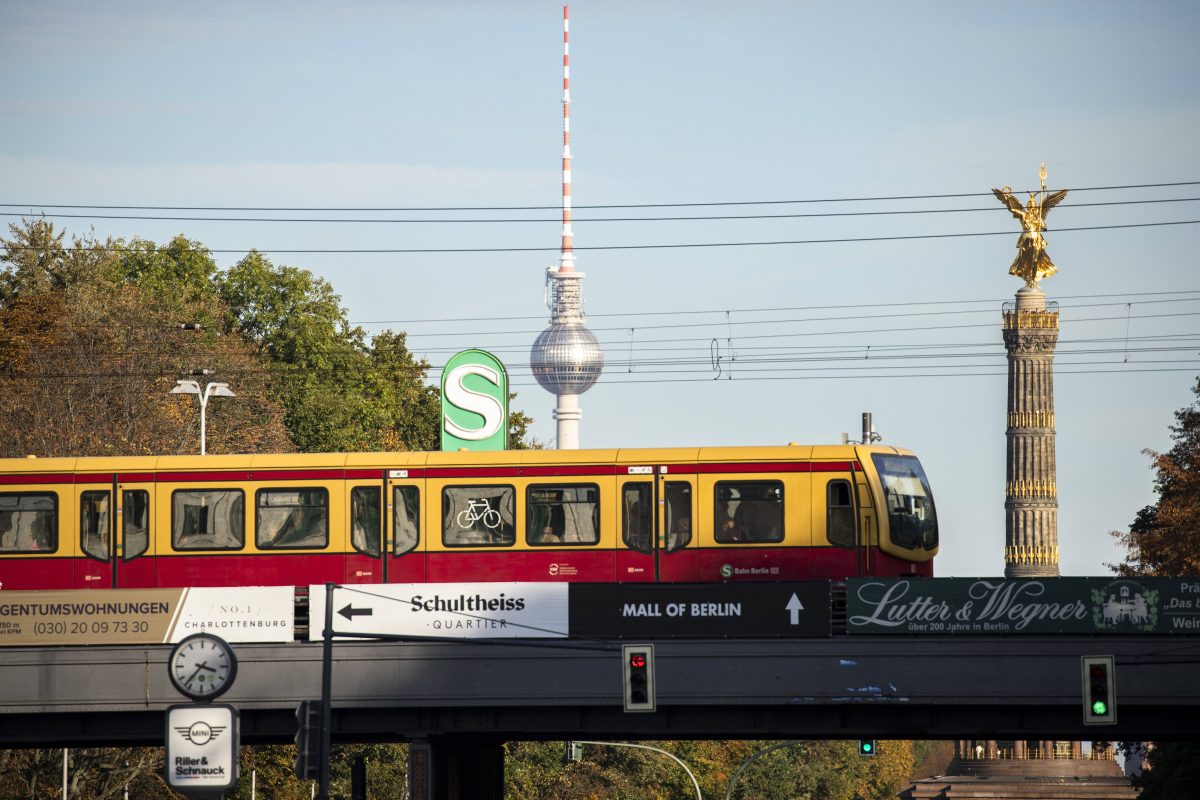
[{"x1": 168, "y1": 633, "x2": 237, "y2": 702}]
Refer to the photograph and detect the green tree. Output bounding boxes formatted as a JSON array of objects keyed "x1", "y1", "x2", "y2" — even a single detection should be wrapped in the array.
[
  {"x1": 0, "y1": 218, "x2": 122, "y2": 306},
  {"x1": 217, "y1": 250, "x2": 444, "y2": 452},
  {"x1": 1130, "y1": 742, "x2": 1200, "y2": 800}
]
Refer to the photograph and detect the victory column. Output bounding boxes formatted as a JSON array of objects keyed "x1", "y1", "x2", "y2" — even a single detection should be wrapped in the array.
[{"x1": 995, "y1": 164, "x2": 1068, "y2": 578}]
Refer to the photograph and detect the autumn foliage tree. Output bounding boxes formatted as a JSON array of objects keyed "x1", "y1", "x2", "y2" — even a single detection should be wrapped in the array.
[
  {"x1": 1113, "y1": 375, "x2": 1200, "y2": 576},
  {"x1": 1112, "y1": 374, "x2": 1200, "y2": 797}
]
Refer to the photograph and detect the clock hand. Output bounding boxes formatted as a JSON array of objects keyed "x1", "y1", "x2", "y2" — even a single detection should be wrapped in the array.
[{"x1": 184, "y1": 661, "x2": 213, "y2": 686}]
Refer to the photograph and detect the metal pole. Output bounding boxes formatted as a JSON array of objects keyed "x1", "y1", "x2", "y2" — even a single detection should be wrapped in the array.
[
  {"x1": 62, "y1": 748, "x2": 67, "y2": 800},
  {"x1": 198, "y1": 388, "x2": 209, "y2": 456},
  {"x1": 573, "y1": 741, "x2": 702, "y2": 800},
  {"x1": 318, "y1": 583, "x2": 334, "y2": 800},
  {"x1": 723, "y1": 741, "x2": 802, "y2": 800}
]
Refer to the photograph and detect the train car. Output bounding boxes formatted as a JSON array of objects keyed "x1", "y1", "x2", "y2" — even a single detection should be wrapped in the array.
[{"x1": 0, "y1": 443, "x2": 937, "y2": 590}]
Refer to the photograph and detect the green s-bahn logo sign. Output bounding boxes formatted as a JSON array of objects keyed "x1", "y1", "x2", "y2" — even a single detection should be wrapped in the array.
[{"x1": 441, "y1": 349, "x2": 509, "y2": 452}]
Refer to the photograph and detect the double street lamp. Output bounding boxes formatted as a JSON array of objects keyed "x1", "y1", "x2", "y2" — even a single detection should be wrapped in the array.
[{"x1": 169, "y1": 378, "x2": 235, "y2": 456}]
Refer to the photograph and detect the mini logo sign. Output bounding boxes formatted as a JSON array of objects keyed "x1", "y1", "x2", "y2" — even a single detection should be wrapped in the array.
[
  {"x1": 165, "y1": 704, "x2": 239, "y2": 793},
  {"x1": 441, "y1": 349, "x2": 509, "y2": 451},
  {"x1": 175, "y1": 721, "x2": 226, "y2": 746}
]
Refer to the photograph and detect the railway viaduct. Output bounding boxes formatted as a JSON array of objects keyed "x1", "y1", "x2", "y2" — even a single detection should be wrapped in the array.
[{"x1": 1, "y1": 634, "x2": 1197, "y2": 798}]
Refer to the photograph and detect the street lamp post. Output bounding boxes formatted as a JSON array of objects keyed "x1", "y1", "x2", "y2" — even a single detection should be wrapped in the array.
[{"x1": 169, "y1": 379, "x2": 235, "y2": 456}]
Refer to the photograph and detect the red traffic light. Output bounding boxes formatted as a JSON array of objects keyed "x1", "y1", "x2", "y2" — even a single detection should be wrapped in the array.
[{"x1": 630, "y1": 654, "x2": 646, "y2": 669}]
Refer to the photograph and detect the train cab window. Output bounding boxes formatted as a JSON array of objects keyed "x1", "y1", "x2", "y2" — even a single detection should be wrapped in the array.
[
  {"x1": 442, "y1": 486, "x2": 514, "y2": 547},
  {"x1": 622, "y1": 484, "x2": 652, "y2": 554},
  {"x1": 123, "y1": 490, "x2": 149, "y2": 561},
  {"x1": 0, "y1": 492, "x2": 57, "y2": 553},
  {"x1": 256, "y1": 488, "x2": 329, "y2": 549},
  {"x1": 527, "y1": 484, "x2": 599, "y2": 546},
  {"x1": 827, "y1": 480, "x2": 856, "y2": 548},
  {"x1": 664, "y1": 482, "x2": 692, "y2": 552},
  {"x1": 172, "y1": 490, "x2": 245, "y2": 551},
  {"x1": 80, "y1": 491, "x2": 110, "y2": 561},
  {"x1": 714, "y1": 481, "x2": 784, "y2": 543},
  {"x1": 394, "y1": 486, "x2": 420, "y2": 556},
  {"x1": 871, "y1": 454, "x2": 938, "y2": 550},
  {"x1": 351, "y1": 486, "x2": 381, "y2": 558}
]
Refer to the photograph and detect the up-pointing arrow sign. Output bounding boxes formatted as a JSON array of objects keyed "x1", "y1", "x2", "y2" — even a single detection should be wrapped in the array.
[{"x1": 786, "y1": 593, "x2": 805, "y2": 625}]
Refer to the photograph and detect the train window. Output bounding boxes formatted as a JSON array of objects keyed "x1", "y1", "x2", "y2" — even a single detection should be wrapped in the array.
[
  {"x1": 870, "y1": 454, "x2": 938, "y2": 550},
  {"x1": 526, "y1": 484, "x2": 599, "y2": 546},
  {"x1": 172, "y1": 490, "x2": 245, "y2": 551},
  {"x1": 123, "y1": 490, "x2": 149, "y2": 561},
  {"x1": 351, "y1": 487, "x2": 381, "y2": 558},
  {"x1": 827, "y1": 480, "x2": 856, "y2": 548},
  {"x1": 442, "y1": 486, "x2": 514, "y2": 547},
  {"x1": 256, "y1": 488, "x2": 329, "y2": 550},
  {"x1": 80, "y1": 491, "x2": 110, "y2": 561},
  {"x1": 714, "y1": 481, "x2": 784, "y2": 543},
  {"x1": 622, "y1": 483, "x2": 652, "y2": 554},
  {"x1": 665, "y1": 482, "x2": 692, "y2": 552},
  {"x1": 0, "y1": 492, "x2": 57, "y2": 553},
  {"x1": 394, "y1": 486, "x2": 420, "y2": 556}
]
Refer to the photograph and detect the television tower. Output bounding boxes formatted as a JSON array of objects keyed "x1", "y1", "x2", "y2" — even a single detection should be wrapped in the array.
[{"x1": 530, "y1": 4, "x2": 603, "y2": 449}]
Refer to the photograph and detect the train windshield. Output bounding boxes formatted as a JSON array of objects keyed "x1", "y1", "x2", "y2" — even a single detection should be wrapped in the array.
[{"x1": 871, "y1": 454, "x2": 938, "y2": 550}]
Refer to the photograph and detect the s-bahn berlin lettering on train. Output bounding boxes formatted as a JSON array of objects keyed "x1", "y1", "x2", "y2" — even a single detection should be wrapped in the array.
[{"x1": 0, "y1": 443, "x2": 937, "y2": 591}]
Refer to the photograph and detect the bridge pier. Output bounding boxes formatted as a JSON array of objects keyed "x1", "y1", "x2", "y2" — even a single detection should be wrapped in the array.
[{"x1": 408, "y1": 737, "x2": 504, "y2": 800}]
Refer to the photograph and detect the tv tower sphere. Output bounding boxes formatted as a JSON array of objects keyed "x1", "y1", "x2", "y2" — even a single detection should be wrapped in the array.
[{"x1": 531, "y1": 288, "x2": 604, "y2": 395}]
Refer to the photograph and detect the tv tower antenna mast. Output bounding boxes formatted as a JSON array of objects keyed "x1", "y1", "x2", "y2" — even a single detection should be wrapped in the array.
[{"x1": 531, "y1": 4, "x2": 603, "y2": 449}]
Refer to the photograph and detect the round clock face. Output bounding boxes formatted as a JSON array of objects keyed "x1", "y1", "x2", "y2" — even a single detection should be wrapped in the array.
[{"x1": 169, "y1": 633, "x2": 237, "y2": 701}]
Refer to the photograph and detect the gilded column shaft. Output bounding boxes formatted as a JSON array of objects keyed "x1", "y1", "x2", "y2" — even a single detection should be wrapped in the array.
[{"x1": 1002, "y1": 289, "x2": 1060, "y2": 577}]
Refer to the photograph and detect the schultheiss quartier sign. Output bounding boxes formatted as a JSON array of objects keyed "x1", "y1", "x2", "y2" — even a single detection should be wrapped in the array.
[{"x1": 846, "y1": 577, "x2": 1200, "y2": 635}]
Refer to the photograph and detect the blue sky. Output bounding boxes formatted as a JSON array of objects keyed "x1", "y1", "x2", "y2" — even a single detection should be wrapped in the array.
[{"x1": 2, "y1": 0, "x2": 1198, "y2": 578}]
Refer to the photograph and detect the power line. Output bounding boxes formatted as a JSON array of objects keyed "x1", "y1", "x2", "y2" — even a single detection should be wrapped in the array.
[
  {"x1": 354, "y1": 289, "x2": 1200, "y2": 325},
  {"x1": 3, "y1": 219, "x2": 1197, "y2": 255},
  {"x1": 4, "y1": 180, "x2": 1198, "y2": 212},
  {"x1": 3, "y1": 363, "x2": 1194, "y2": 388},
  {"x1": 5, "y1": 196, "x2": 1197, "y2": 224}
]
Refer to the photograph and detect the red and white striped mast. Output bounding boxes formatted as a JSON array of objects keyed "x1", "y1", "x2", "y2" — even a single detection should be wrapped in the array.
[
  {"x1": 559, "y1": 2, "x2": 575, "y2": 275},
  {"x1": 530, "y1": 4, "x2": 604, "y2": 449}
]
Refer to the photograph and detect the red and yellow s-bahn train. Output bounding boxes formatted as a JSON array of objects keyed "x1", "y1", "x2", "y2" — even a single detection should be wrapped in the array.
[{"x1": 0, "y1": 444, "x2": 937, "y2": 591}]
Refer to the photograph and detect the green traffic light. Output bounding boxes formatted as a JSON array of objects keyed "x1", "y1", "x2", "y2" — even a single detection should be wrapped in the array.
[{"x1": 1092, "y1": 700, "x2": 1108, "y2": 716}]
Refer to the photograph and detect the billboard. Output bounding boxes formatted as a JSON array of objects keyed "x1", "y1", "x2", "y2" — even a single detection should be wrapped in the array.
[{"x1": 846, "y1": 576, "x2": 1200, "y2": 635}]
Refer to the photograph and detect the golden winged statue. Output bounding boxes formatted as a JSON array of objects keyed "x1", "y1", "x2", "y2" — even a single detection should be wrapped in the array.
[{"x1": 993, "y1": 163, "x2": 1069, "y2": 287}]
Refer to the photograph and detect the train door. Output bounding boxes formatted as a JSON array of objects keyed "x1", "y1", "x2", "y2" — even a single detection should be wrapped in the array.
[
  {"x1": 385, "y1": 476, "x2": 425, "y2": 583},
  {"x1": 346, "y1": 476, "x2": 385, "y2": 584},
  {"x1": 75, "y1": 476, "x2": 155, "y2": 588},
  {"x1": 344, "y1": 472, "x2": 425, "y2": 584},
  {"x1": 615, "y1": 467, "x2": 697, "y2": 582},
  {"x1": 810, "y1": 471, "x2": 859, "y2": 579}
]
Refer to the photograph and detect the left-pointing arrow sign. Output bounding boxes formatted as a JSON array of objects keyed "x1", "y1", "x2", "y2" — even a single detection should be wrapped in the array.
[{"x1": 338, "y1": 604, "x2": 373, "y2": 621}]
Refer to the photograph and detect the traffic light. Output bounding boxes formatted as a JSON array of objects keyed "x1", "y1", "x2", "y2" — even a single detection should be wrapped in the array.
[
  {"x1": 564, "y1": 741, "x2": 584, "y2": 763},
  {"x1": 294, "y1": 699, "x2": 321, "y2": 780},
  {"x1": 857, "y1": 740, "x2": 877, "y2": 757},
  {"x1": 1082, "y1": 655, "x2": 1116, "y2": 725},
  {"x1": 622, "y1": 643, "x2": 656, "y2": 713}
]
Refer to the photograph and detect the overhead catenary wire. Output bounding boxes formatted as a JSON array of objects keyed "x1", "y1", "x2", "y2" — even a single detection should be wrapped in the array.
[
  {"x1": 3, "y1": 179, "x2": 1198, "y2": 212},
  {"x1": 2, "y1": 220, "x2": 1199, "y2": 255},
  {"x1": 4, "y1": 196, "x2": 1198, "y2": 224}
]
